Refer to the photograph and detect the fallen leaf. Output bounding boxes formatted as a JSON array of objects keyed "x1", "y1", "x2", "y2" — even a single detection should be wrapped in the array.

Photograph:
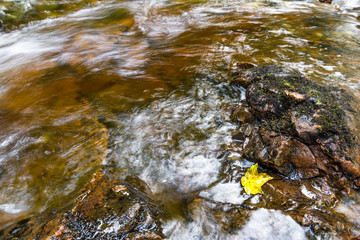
[{"x1": 241, "y1": 163, "x2": 273, "y2": 195}]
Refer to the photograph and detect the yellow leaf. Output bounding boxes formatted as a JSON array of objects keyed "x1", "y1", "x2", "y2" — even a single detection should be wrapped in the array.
[{"x1": 241, "y1": 163, "x2": 273, "y2": 195}]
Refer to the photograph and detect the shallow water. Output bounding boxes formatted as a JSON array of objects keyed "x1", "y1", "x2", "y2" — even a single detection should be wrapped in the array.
[{"x1": 1, "y1": 0, "x2": 360, "y2": 238}]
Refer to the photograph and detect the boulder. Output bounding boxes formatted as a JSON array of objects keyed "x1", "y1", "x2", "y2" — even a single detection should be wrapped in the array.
[{"x1": 230, "y1": 65, "x2": 360, "y2": 191}]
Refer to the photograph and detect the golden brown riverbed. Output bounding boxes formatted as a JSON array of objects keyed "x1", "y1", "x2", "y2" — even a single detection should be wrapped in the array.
[{"x1": 0, "y1": 0, "x2": 360, "y2": 238}]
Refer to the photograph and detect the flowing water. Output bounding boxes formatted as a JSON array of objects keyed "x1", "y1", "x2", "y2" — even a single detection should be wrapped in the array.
[{"x1": 0, "y1": 0, "x2": 360, "y2": 239}]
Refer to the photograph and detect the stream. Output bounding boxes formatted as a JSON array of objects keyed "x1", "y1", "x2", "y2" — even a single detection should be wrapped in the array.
[{"x1": 1, "y1": 0, "x2": 360, "y2": 239}]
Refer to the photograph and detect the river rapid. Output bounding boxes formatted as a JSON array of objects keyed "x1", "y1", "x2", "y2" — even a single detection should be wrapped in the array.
[{"x1": 0, "y1": 0, "x2": 360, "y2": 239}]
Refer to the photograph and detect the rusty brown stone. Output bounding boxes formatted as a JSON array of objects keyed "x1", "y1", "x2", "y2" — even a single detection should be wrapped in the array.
[
  {"x1": 290, "y1": 140, "x2": 320, "y2": 178},
  {"x1": 339, "y1": 157, "x2": 360, "y2": 187},
  {"x1": 231, "y1": 105, "x2": 254, "y2": 124},
  {"x1": 283, "y1": 90, "x2": 306, "y2": 102},
  {"x1": 290, "y1": 140, "x2": 316, "y2": 168},
  {"x1": 230, "y1": 65, "x2": 360, "y2": 191},
  {"x1": 291, "y1": 112, "x2": 322, "y2": 143},
  {"x1": 245, "y1": 128, "x2": 321, "y2": 179},
  {"x1": 289, "y1": 208, "x2": 351, "y2": 235}
]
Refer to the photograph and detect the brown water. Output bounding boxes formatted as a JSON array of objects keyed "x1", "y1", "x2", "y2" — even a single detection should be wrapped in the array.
[{"x1": 0, "y1": 0, "x2": 360, "y2": 238}]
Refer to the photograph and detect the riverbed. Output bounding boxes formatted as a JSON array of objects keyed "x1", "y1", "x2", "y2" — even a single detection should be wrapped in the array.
[{"x1": 0, "y1": 0, "x2": 360, "y2": 239}]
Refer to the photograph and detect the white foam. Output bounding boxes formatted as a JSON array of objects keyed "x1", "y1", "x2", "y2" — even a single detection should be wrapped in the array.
[
  {"x1": 103, "y1": 221, "x2": 122, "y2": 233},
  {"x1": 0, "y1": 25, "x2": 62, "y2": 73},
  {"x1": 234, "y1": 208, "x2": 307, "y2": 240},
  {"x1": 113, "y1": 80, "x2": 238, "y2": 194},
  {"x1": 332, "y1": 0, "x2": 360, "y2": 9},
  {"x1": 0, "y1": 203, "x2": 26, "y2": 214},
  {"x1": 300, "y1": 185, "x2": 317, "y2": 200},
  {"x1": 164, "y1": 207, "x2": 306, "y2": 240},
  {"x1": 199, "y1": 182, "x2": 248, "y2": 204},
  {"x1": 163, "y1": 202, "x2": 225, "y2": 240}
]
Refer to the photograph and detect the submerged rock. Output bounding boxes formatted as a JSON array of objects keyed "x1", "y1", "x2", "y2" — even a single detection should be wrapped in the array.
[{"x1": 0, "y1": 172, "x2": 164, "y2": 239}]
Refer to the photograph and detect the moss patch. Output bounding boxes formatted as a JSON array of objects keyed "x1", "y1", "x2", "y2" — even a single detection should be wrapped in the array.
[{"x1": 233, "y1": 65, "x2": 354, "y2": 149}]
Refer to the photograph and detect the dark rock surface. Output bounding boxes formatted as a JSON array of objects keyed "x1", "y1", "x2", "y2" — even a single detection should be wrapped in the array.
[
  {"x1": 0, "y1": 172, "x2": 165, "y2": 240},
  {"x1": 230, "y1": 65, "x2": 360, "y2": 192},
  {"x1": 319, "y1": 0, "x2": 332, "y2": 3},
  {"x1": 226, "y1": 64, "x2": 360, "y2": 236}
]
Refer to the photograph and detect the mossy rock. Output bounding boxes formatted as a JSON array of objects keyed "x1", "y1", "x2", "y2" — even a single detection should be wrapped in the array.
[
  {"x1": 232, "y1": 65, "x2": 352, "y2": 146},
  {"x1": 230, "y1": 65, "x2": 360, "y2": 188}
]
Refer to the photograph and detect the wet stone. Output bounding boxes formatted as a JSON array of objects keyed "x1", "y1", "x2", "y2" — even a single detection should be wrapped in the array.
[
  {"x1": 230, "y1": 105, "x2": 254, "y2": 124},
  {"x1": 229, "y1": 64, "x2": 360, "y2": 189},
  {"x1": 291, "y1": 112, "x2": 322, "y2": 144},
  {"x1": 225, "y1": 64, "x2": 360, "y2": 236},
  {"x1": 283, "y1": 90, "x2": 306, "y2": 102},
  {"x1": 0, "y1": 173, "x2": 165, "y2": 239}
]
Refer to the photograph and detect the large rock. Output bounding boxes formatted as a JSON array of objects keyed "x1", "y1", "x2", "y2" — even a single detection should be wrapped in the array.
[{"x1": 230, "y1": 65, "x2": 360, "y2": 192}]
